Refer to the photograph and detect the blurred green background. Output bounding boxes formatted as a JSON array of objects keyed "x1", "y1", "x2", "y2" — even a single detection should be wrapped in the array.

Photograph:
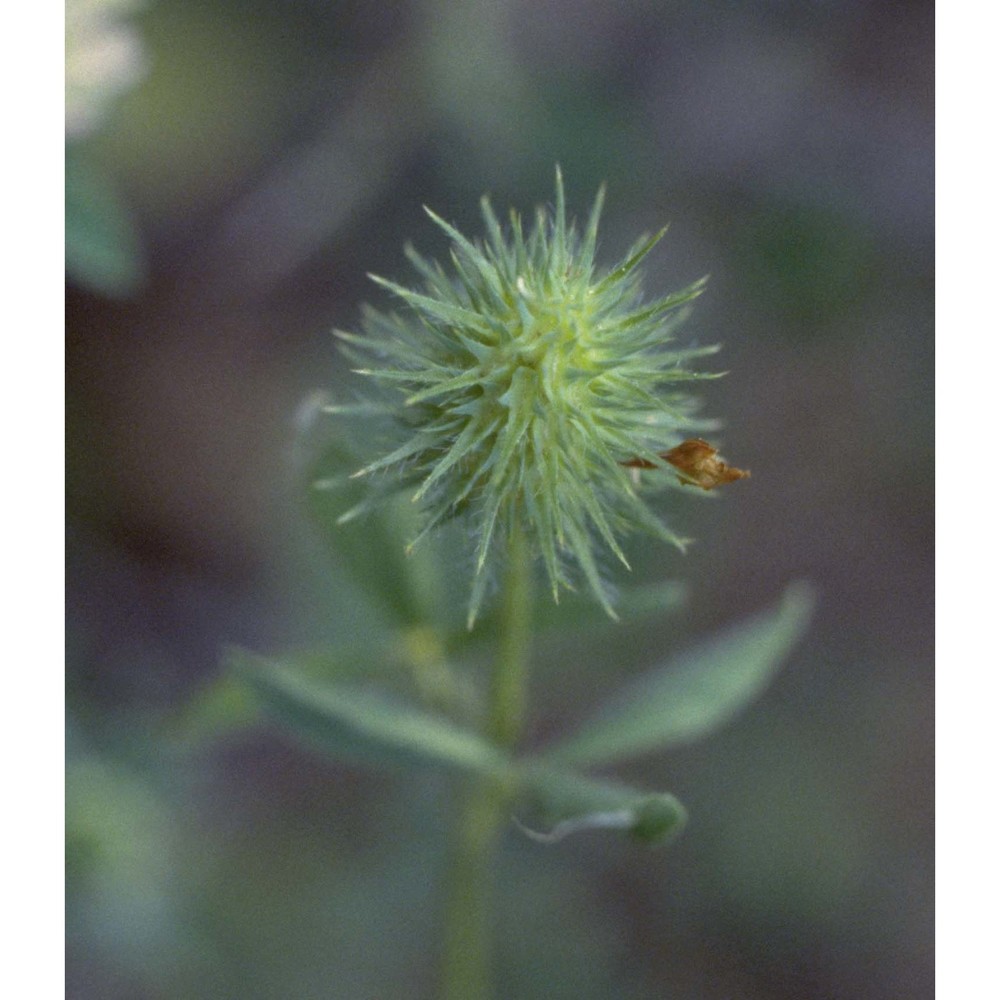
[{"x1": 66, "y1": 1, "x2": 933, "y2": 997}]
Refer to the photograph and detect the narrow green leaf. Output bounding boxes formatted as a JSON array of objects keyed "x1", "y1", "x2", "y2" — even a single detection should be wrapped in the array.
[
  {"x1": 405, "y1": 368, "x2": 486, "y2": 407},
  {"x1": 478, "y1": 199, "x2": 518, "y2": 290},
  {"x1": 368, "y1": 274, "x2": 490, "y2": 333},
  {"x1": 173, "y1": 641, "x2": 406, "y2": 748},
  {"x1": 562, "y1": 514, "x2": 618, "y2": 621},
  {"x1": 509, "y1": 208, "x2": 527, "y2": 274},
  {"x1": 334, "y1": 327, "x2": 438, "y2": 371},
  {"x1": 351, "y1": 366, "x2": 445, "y2": 384},
  {"x1": 602, "y1": 276, "x2": 709, "y2": 333},
  {"x1": 593, "y1": 227, "x2": 668, "y2": 293},
  {"x1": 411, "y1": 415, "x2": 500, "y2": 502},
  {"x1": 515, "y1": 764, "x2": 687, "y2": 846},
  {"x1": 578, "y1": 183, "x2": 606, "y2": 275},
  {"x1": 425, "y1": 206, "x2": 508, "y2": 305},
  {"x1": 351, "y1": 433, "x2": 434, "y2": 478},
  {"x1": 466, "y1": 561, "x2": 493, "y2": 631},
  {"x1": 404, "y1": 243, "x2": 457, "y2": 300},
  {"x1": 473, "y1": 367, "x2": 537, "y2": 572},
  {"x1": 552, "y1": 165, "x2": 567, "y2": 278},
  {"x1": 423, "y1": 206, "x2": 490, "y2": 271},
  {"x1": 232, "y1": 651, "x2": 510, "y2": 777},
  {"x1": 542, "y1": 583, "x2": 815, "y2": 765}
]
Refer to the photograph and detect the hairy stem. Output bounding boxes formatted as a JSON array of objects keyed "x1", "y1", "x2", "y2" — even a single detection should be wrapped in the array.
[{"x1": 441, "y1": 518, "x2": 532, "y2": 1000}]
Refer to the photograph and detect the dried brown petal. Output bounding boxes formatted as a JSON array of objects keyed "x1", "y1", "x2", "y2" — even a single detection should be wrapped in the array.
[
  {"x1": 621, "y1": 439, "x2": 750, "y2": 490},
  {"x1": 663, "y1": 439, "x2": 750, "y2": 490}
]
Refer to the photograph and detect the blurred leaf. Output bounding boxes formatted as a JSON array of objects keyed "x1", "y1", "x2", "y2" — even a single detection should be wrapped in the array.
[
  {"x1": 231, "y1": 649, "x2": 509, "y2": 777},
  {"x1": 515, "y1": 764, "x2": 687, "y2": 846},
  {"x1": 541, "y1": 583, "x2": 815, "y2": 766},
  {"x1": 308, "y1": 440, "x2": 451, "y2": 629},
  {"x1": 167, "y1": 672, "x2": 262, "y2": 749},
  {"x1": 65, "y1": 752, "x2": 179, "y2": 967},
  {"x1": 65, "y1": 147, "x2": 144, "y2": 297},
  {"x1": 536, "y1": 580, "x2": 688, "y2": 633},
  {"x1": 183, "y1": 632, "x2": 480, "y2": 750},
  {"x1": 173, "y1": 643, "x2": 399, "y2": 750}
]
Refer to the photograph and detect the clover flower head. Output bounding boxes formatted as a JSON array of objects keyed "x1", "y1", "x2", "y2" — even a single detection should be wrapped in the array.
[{"x1": 333, "y1": 169, "x2": 724, "y2": 627}]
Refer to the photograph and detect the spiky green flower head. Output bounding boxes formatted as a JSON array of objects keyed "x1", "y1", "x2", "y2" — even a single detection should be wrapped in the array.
[{"x1": 333, "y1": 169, "x2": 722, "y2": 628}]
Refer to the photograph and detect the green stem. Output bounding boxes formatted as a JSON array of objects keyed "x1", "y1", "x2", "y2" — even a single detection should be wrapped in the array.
[
  {"x1": 441, "y1": 518, "x2": 533, "y2": 1000},
  {"x1": 440, "y1": 779, "x2": 504, "y2": 1000},
  {"x1": 490, "y1": 517, "x2": 532, "y2": 750}
]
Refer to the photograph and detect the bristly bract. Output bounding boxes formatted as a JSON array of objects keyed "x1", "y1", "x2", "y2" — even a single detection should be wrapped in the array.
[{"x1": 329, "y1": 168, "x2": 730, "y2": 628}]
